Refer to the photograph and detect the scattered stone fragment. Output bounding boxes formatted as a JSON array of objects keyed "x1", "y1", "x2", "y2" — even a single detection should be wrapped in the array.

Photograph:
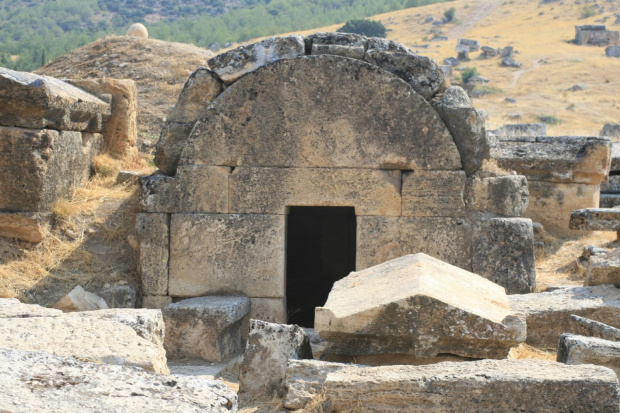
[
  {"x1": 568, "y1": 314, "x2": 620, "y2": 341},
  {"x1": 558, "y1": 333, "x2": 620, "y2": 376},
  {"x1": 238, "y1": 320, "x2": 312, "y2": 401},
  {"x1": 505, "y1": 97, "x2": 517, "y2": 103},
  {"x1": 0, "y1": 212, "x2": 50, "y2": 243},
  {"x1": 0, "y1": 298, "x2": 62, "y2": 318},
  {"x1": 208, "y1": 35, "x2": 305, "y2": 84},
  {"x1": 0, "y1": 348, "x2": 236, "y2": 412},
  {"x1": 481, "y1": 46, "x2": 498, "y2": 57},
  {"x1": 284, "y1": 359, "x2": 620, "y2": 412},
  {"x1": 568, "y1": 83, "x2": 588, "y2": 92},
  {"x1": 163, "y1": 296, "x2": 250, "y2": 362},
  {"x1": 97, "y1": 284, "x2": 137, "y2": 309},
  {"x1": 582, "y1": 247, "x2": 620, "y2": 286},
  {"x1": 457, "y1": 50, "x2": 470, "y2": 61},
  {"x1": 570, "y1": 208, "x2": 620, "y2": 232},
  {"x1": 601, "y1": 123, "x2": 620, "y2": 139},
  {"x1": 607, "y1": 46, "x2": 620, "y2": 57},
  {"x1": 115, "y1": 170, "x2": 142, "y2": 185},
  {"x1": 456, "y1": 38, "x2": 480, "y2": 52},
  {"x1": 315, "y1": 254, "x2": 526, "y2": 362},
  {"x1": 508, "y1": 285, "x2": 620, "y2": 348},
  {"x1": 53, "y1": 285, "x2": 109, "y2": 312},
  {"x1": 501, "y1": 57, "x2": 521, "y2": 68},
  {"x1": 443, "y1": 56, "x2": 459, "y2": 66}
]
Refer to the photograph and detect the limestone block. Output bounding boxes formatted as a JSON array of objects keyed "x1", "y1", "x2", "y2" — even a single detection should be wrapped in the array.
[
  {"x1": 0, "y1": 316, "x2": 168, "y2": 373},
  {"x1": 115, "y1": 170, "x2": 142, "y2": 185},
  {"x1": 464, "y1": 175, "x2": 529, "y2": 217},
  {"x1": 356, "y1": 216, "x2": 472, "y2": 271},
  {"x1": 153, "y1": 122, "x2": 195, "y2": 175},
  {"x1": 0, "y1": 68, "x2": 110, "y2": 132},
  {"x1": 0, "y1": 127, "x2": 100, "y2": 211},
  {"x1": 136, "y1": 213, "x2": 169, "y2": 296},
  {"x1": 315, "y1": 254, "x2": 526, "y2": 361},
  {"x1": 558, "y1": 333, "x2": 620, "y2": 376},
  {"x1": 366, "y1": 37, "x2": 410, "y2": 53},
  {"x1": 601, "y1": 175, "x2": 620, "y2": 193},
  {"x1": 0, "y1": 348, "x2": 237, "y2": 412},
  {"x1": 603, "y1": 124, "x2": 620, "y2": 141},
  {"x1": 138, "y1": 165, "x2": 229, "y2": 213},
  {"x1": 401, "y1": 170, "x2": 465, "y2": 217},
  {"x1": 52, "y1": 286, "x2": 109, "y2": 312},
  {"x1": 250, "y1": 298, "x2": 286, "y2": 324},
  {"x1": 508, "y1": 285, "x2": 620, "y2": 348},
  {"x1": 284, "y1": 359, "x2": 619, "y2": 412},
  {"x1": 490, "y1": 135, "x2": 611, "y2": 185},
  {"x1": 162, "y1": 296, "x2": 250, "y2": 362},
  {"x1": 127, "y1": 23, "x2": 148, "y2": 38},
  {"x1": 600, "y1": 193, "x2": 620, "y2": 208},
  {"x1": 607, "y1": 46, "x2": 620, "y2": 58},
  {"x1": 0, "y1": 298, "x2": 62, "y2": 318},
  {"x1": 527, "y1": 181, "x2": 600, "y2": 236},
  {"x1": 229, "y1": 167, "x2": 401, "y2": 216},
  {"x1": 364, "y1": 50, "x2": 447, "y2": 100},
  {"x1": 309, "y1": 32, "x2": 367, "y2": 59},
  {"x1": 584, "y1": 248, "x2": 620, "y2": 286},
  {"x1": 238, "y1": 320, "x2": 312, "y2": 400},
  {"x1": 568, "y1": 315, "x2": 620, "y2": 341},
  {"x1": 142, "y1": 295, "x2": 172, "y2": 309},
  {"x1": 432, "y1": 86, "x2": 489, "y2": 175},
  {"x1": 570, "y1": 207, "x2": 620, "y2": 232},
  {"x1": 155, "y1": 68, "x2": 224, "y2": 175},
  {"x1": 472, "y1": 217, "x2": 536, "y2": 294},
  {"x1": 68, "y1": 78, "x2": 138, "y2": 156},
  {"x1": 168, "y1": 214, "x2": 285, "y2": 298},
  {"x1": 181, "y1": 55, "x2": 461, "y2": 171},
  {"x1": 97, "y1": 285, "x2": 137, "y2": 309},
  {"x1": 0, "y1": 212, "x2": 50, "y2": 243},
  {"x1": 208, "y1": 35, "x2": 305, "y2": 84},
  {"x1": 611, "y1": 142, "x2": 620, "y2": 170}
]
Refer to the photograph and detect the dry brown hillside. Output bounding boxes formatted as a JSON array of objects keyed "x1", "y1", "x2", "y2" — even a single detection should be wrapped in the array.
[{"x1": 36, "y1": 35, "x2": 212, "y2": 143}]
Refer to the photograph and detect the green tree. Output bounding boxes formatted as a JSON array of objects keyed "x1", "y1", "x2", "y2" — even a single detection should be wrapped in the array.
[
  {"x1": 444, "y1": 7, "x2": 456, "y2": 22},
  {"x1": 337, "y1": 19, "x2": 386, "y2": 37}
]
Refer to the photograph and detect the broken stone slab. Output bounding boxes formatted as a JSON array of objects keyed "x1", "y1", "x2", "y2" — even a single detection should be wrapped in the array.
[
  {"x1": 366, "y1": 37, "x2": 410, "y2": 53},
  {"x1": 607, "y1": 46, "x2": 620, "y2": 58},
  {"x1": 138, "y1": 165, "x2": 230, "y2": 213},
  {"x1": 0, "y1": 67, "x2": 110, "y2": 132},
  {"x1": 136, "y1": 213, "x2": 169, "y2": 296},
  {"x1": 68, "y1": 78, "x2": 138, "y2": 156},
  {"x1": 284, "y1": 359, "x2": 619, "y2": 412},
  {"x1": 0, "y1": 348, "x2": 237, "y2": 412},
  {"x1": 464, "y1": 175, "x2": 529, "y2": 217},
  {"x1": 238, "y1": 320, "x2": 312, "y2": 401},
  {"x1": 154, "y1": 67, "x2": 225, "y2": 175},
  {"x1": 0, "y1": 127, "x2": 102, "y2": 212},
  {"x1": 0, "y1": 212, "x2": 51, "y2": 243},
  {"x1": 115, "y1": 170, "x2": 142, "y2": 185},
  {"x1": 570, "y1": 208, "x2": 620, "y2": 232},
  {"x1": 558, "y1": 333, "x2": 620, "y2": 376},
  {"x1": 97, "y1": 284, "x2": 137, "y2": 309},
  {"x1": 601, "y1": 175, "x2": 620, "y2": 193},
  {"x1": 180, "y1": 55, "x2": 461, "y2": 171},
  {"x1": 208, "y1": 35, "x2": 305, "y2": 84},
  {"x1": 456, "y1": 38, "x2": 480, "y2": 52},
  {"x1": 356, "y1": 216, "x2": 472, "y2": 272},
  {"x1": 508, "y1": 285, "x2": 620, "y2": 348},
  {"x1": 315, "y1": 254, "x2": 526, "y2": 361},
  {"x1": 583, "y1": 247, "x2": 620, "y2": 286},
  {"x1": 309, "y1": 32, "x2": 367, "y2": 59},
  {"x1": 229, "y1": 167, "x2": 401, "y2": 216},
  {"x1": 363, "y1": 50, "x2": 447, "y2": 100},
  {"x1": 52, "y1": 285, "x2": 109, "y2": 312},
  {"x1": 0, "y1": 315, "x2": 168, "y2": 373},
  {"x1": 527, "y1": 181, "x2": 600, "y2": 237},
  {"x1": 163, "y1": 296, "x2": 250, "y2": 362},
  {"x1": 601, "y1": 194, "x2": 620, "y2": 208},
  {"x1": 490, "y1": 135, "x2": 611, "y2": 185},
  {"x1": 472, "y1": 217, "x2": 536, "y2": 294},
  {"x1": 0, "y1": 298, "x2": 62, "y2": 318},
  {"x1": 569, "y1": 314, "x2": 620, "y2": 341},
  {"x1": 168, "y1": 214, "x2": 285, "y2": 298},
  {"x1": 401, "y1": 170, "x2": 466, "y2": 217},
  {"x1": 432, "y1": 86, "x2": 489, "y2": 175}
]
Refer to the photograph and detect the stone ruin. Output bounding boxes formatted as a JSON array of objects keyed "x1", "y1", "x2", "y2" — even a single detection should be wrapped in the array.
[
  {"x1": 575, "y1": 25, "x2": 620, "y2": 46},
  {"x1": 0, "y1": 68, "x2": 137, "y2": 244},
  {"x1": 138, "y1": 33, "x2": 537, "y2": 328}
]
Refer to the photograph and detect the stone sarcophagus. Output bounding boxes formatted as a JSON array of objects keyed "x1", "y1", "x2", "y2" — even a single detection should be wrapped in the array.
[{"x1": 138, "y1": 34, "x2": 536, "y2": 323}]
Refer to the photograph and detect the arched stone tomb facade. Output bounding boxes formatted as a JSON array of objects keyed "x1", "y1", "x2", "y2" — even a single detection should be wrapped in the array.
[{"x1": 138, "y1": 33, "x2": 536, "y2": 324}]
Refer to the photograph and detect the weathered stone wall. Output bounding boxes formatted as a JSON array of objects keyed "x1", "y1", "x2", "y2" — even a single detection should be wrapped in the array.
[
  {"x1": 490, "y1": 135, "x2": 611, "y2": 236},
  {"x1": 575, "y1": 25, "x2": 620, "y2": 46},
  {"x1": 0, "y1": 68, "x2": 112, "y2": 243},
  {"x1": 139, "y1": 34, "x2": 537, "y2": 319}
]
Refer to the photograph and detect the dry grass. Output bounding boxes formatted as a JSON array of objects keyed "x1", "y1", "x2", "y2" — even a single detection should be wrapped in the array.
[
  {"x1": 508, "y1": 343, "x2": 556, "y2": 361},
  {"x1": 0, "y1": 152, "x2": 153, "y2": 302}
]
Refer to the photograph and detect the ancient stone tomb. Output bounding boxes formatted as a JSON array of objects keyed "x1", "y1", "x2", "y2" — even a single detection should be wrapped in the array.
[{"x1": 139, "y1": 34, "x2": 536, "y2": 324}]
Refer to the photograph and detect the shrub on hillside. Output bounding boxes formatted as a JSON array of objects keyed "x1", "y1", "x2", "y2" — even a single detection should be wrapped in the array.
[
  {"x1": 337, "y1": 19, "x2": 387, "y2": 38},
  {"x1": 537, "y1": 115, "x2": 562, "y2": 125},
  {"x1": 461, "y1": 67, "x2": 479, "y2": 83},
  {"x1": 444, "y1": 7, "x2": 456, "y2": 22}
]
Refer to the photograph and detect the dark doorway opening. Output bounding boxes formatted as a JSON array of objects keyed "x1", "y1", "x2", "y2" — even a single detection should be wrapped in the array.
[{"x1": 286, "y1": 206, "x2": 356, "y2": 327}]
